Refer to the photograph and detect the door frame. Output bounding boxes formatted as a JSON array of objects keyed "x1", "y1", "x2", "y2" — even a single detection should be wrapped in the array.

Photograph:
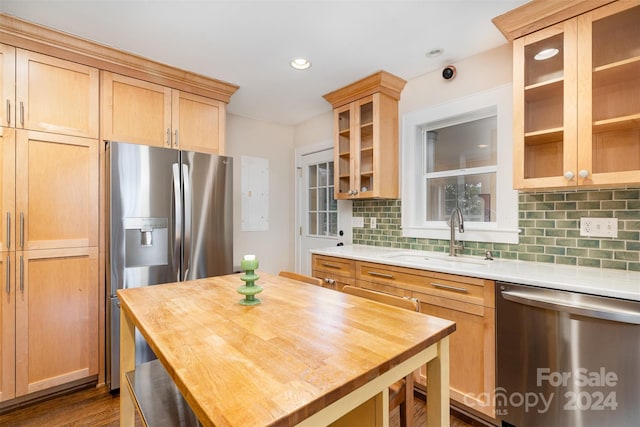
[{"x1": 294, "y1": 141, "x2": 351, "y2": 274}]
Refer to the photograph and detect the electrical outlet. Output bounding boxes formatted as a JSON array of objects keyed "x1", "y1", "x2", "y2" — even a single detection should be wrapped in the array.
[
  {"x1": 580, "y1": 217, "x2": 618, "y2": 238},
  {"x1": 370, "y1": 217, "x2": 377, "y2": 229},
  {"x1": 351, "y1": 217, "x2": 364, "y2": 228}
]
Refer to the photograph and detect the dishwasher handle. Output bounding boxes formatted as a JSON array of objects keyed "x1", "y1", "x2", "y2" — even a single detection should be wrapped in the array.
[{"x1": 501, "y1": 289, "x2": 640, "y2": 325}]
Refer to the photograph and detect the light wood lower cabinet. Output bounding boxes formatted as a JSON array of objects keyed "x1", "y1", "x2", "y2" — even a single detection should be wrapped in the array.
[
  {"x1": 15, "y1": 248, "x2": 99, "y2": 396},
  {"x1": 312, "y1": 254, "x2": 497, "y2": 419},
  {"x1": 0, "y1": 252, "x2": 15, "y2": 402},
  {"x1": 0, "y1": 128, "x2": 99, "y2": 404},
  {"x1": 311, "y1": 254, "x2": 355, "y2": 291}
]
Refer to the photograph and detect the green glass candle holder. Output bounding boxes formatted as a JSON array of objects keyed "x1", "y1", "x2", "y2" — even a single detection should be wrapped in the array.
[{"x1": 238, "y1": 256, "x2": 262, "y2": 306}]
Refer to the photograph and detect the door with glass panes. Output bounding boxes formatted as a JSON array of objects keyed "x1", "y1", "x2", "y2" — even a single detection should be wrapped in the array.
[{"x1": 299, "y1": 149, "x2": 340, "y2": 275}]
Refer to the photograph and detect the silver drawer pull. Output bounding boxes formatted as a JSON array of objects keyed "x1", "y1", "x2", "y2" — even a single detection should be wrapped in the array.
[
  {"x1": 321, "y1": 262, "x2": 342, "y2": 269},
  {"x1": 324, "y1": 278, "x2": 336, "y2": 285},
  {"x1": 368, "y1": 271, "x2": 394, "y2": 279},
  {"x1": 432, "y1": 283, "x2": 468, "y2": 293}
]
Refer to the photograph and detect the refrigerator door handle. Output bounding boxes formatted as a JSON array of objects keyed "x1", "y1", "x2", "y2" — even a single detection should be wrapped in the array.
[
  {"x1": 172, "y1": 163, "x2": 182, "y2": 280},
  {"x1": 182, "y1": 163, "x2": 192, "y2": 278}
]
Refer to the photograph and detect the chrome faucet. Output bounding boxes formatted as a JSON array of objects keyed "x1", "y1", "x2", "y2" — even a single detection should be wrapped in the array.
[{"x1": 448, "y1": 206, "x2": 465, "y2": 256}]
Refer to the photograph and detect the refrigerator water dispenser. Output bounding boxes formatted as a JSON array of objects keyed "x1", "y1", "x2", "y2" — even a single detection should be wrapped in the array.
[{"x1": 124, "y1": 217, "x2": 168, "y2": 267}]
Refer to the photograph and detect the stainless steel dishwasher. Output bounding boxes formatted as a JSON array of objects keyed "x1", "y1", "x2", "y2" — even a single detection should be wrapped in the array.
[{"x1": 496, "y1": 282, "x2": 640, "y2": 427}]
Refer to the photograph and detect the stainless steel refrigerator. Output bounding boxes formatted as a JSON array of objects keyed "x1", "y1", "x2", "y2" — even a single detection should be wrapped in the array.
[{"x1": 106, "y1": 141, "x2": 233, "y2": 391}]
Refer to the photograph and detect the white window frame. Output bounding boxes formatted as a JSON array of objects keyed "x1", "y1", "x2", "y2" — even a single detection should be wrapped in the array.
[{"x1": 401, "y1": 84, "x2": 519, "y2": 244}]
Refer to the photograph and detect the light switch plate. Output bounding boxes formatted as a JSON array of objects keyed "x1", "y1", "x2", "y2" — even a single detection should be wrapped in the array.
[
  {"x1": 351, "y1": 217, "x2": 364, "y2": 228},
  {"x1": 580, "y1": 217, "x2": 618, "y2": 238},
  {"x1": 370, "y1": 217, "x2": 377, "y2": 229}
]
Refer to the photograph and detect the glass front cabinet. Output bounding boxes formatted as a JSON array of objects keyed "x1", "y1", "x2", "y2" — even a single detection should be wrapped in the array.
[
  {"x1": 513, "y1": 1, "x2": 640, "y2": 189},
  {"x1": 324, "y1": 71, "x2": 406, "y2": 200}
]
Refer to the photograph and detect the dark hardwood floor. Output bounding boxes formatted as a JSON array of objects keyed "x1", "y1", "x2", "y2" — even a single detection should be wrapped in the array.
[{"x1": 0, "y1": 385, "x2": 486, "y2": 426}]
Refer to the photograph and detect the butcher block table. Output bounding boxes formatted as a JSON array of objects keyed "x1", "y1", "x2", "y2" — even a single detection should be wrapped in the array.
[{"x1": 118, "y1": 272, "x2": 455, "y2": 426}]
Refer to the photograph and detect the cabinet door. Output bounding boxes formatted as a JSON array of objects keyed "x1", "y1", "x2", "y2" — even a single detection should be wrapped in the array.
[
  {"x1": 333, "y1": 103, "x2": 353, "y2": 199},
  {"x1": 16, "y1": 50, "x2": 98, "y2": 138},
  {"x1": 101, "y1": 72, "x2": 172, "y2": 147},
  {"x1": 354, "y1": 96, "x2": 374, "y2": 198},
  {"x1": 15, "y1": 131, "x2": 98, "y2": 250},
  {"x1": 15, "y1": 247, "x2": 98, "y2": 396},
  {"x1": 513, "y1": 20, "x2": 578, "y2": 189},
  {"x1": 0, "y1": 127, "x2": 15, "y2": 253},
  {"x1": 0, "y1": 44, "x2": 16, "y2": 128},
  {"x1": 417, "y1": 301, "x2": 496, "y2": 419},
  {"x1": 172, "y1": 91, "x2": 225, "y2": 154},
  {"x1": 0, "y1": 252, "x2": 15, "y2": 402},
  {"x1": 577, "y1": 2, "x2": 640, "y2": 186}
]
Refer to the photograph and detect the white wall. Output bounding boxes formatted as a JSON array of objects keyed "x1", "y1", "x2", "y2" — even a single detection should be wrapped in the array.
[
  {"x1": 294, "y1": 44, "x2": 513, "y2": 156},
  {"x1": 226, "y1": 114, "x2": 295, "y2": 274},
  {"x1": 400, "y1": 43, "x2": 513, "y2": 115}
]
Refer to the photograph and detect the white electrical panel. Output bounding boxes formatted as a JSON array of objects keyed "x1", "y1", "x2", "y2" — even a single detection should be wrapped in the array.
[{"x1": 580, "y1": 217, "x2": 618, "y2": 238}]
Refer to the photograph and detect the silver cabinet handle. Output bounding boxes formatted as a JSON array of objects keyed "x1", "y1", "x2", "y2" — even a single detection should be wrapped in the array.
[
  {"x1": 6, "y1": 100, "x2": 10, "y2": 126},
  {"x1": 367, "y1": 271, "x2": 394, "y2": 279},
  {"x1": 6, "y1": 212, "x2": 10, "y2": 249},
  {"x1": 321, "y1": 262, "x2": 342, "y2": 269},
  {"x1": 19, "y1": 255, "x2": 23, "y2": 292},
  {"x1": 174, "y1": 129, "x2": 179, "y2": 148},
  {"x1": 172, "y1": 163, "x2": 182, "y2": 279},
  {"x1": 5, "y1": 255, "x2": 9, "y2": 294},
  {"x1": 432, "y1": 282, "x2": 468, "y2": 293},
  {"x1": 182, "y1": 163, "x2": 191, "y2": 278},
  {"x1": 324, "y1": 278, "x2": 336, "y2": 285},
  {"x1": 20, "y1": 101, "x2": 24, "y2": 126},
  {"x1": 166, "y1": 128, "x2": 171, "y2": 146},
  {"x1": 19, "y1": 212, "x2": 24, "y2": 249}
]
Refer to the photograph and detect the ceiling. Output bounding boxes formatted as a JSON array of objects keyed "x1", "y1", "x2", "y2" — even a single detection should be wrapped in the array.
[{"x1": 1, "y1": 0, "x2": 527, "y2": 126}]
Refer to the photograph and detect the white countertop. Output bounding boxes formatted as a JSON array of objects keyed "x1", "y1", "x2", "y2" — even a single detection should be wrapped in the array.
[{"x1": 310, "y1": 245, "x2": 640, "y2": 302}]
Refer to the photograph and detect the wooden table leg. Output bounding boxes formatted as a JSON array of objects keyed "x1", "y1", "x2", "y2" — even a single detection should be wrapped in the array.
[
  {"x1": 120, "y1": 307, "x2": 136, "y2": 426},
  {"x1": 426, "y1": 336, "x2": 450, "y2": 427}
]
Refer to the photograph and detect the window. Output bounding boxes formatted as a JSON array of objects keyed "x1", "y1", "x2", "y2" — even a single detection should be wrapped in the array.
[
  {"x1": 424, "y1": 111, "x2": 497, "y2": 223},
  {"x1": 307, "y1": 161, "x2": 338, "y2": 236},
  {"x1": 402, "y1": 85, "x2": 519, "y2": 243}
]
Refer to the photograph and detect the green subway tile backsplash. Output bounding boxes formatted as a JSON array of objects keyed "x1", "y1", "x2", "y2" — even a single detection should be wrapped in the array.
[{"x1": 351, "y1": 187, "x2": 640, "y2": 272}]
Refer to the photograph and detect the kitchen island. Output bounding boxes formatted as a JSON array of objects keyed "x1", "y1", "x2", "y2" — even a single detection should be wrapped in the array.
[{"x1": 118, "y1": 272, "x2": 456, "y2": 426}]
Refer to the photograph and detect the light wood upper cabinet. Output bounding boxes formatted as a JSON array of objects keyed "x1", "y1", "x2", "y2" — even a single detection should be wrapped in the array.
[
  {"x1": 0, "y1": 44, "x2": 16, "y2": 128},
  {"x1": 102, "y1": 72, "x2": 226, "y2": 154},
  {"x1": 173, "y1": 90, "x2": 226, "y2": 154},
  {"x1": 15, "y1": 50, "x2": 98, "y2": 138},
  {"x1": 323, "y1": 71, "x2": 406, "y2": 199},
  {"x1": 14, "y1": 247, "x2": 98, "y2": 396},
  {"x1": 101, "y1": 72, "x2": 171, "y2": 147},
  {"x1": 510, "y1": 1, "x2": 640, "y2": 189},
  {"x1": 15, "y1": 131, "x2": 99, "y2": 251}
]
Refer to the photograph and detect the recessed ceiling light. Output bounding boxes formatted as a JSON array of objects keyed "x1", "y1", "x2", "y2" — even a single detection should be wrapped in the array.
[
  {"x1": 534, "y1": 48, "x2": 559, "y2": 61},
  {"x1": 477, "y1": 144, "x2": 489, "y2": 148},
  {"x1": 426, "y1": 48, "x2": 444, "y2": 58},
  {"x1": 290, "y1": 58, "x2": 311, "y2": 70}
]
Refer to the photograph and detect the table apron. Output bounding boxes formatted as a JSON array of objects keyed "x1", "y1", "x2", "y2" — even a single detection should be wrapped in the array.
[{"x1": 295, "y1": 343, "x2": 439, "y2": 427}]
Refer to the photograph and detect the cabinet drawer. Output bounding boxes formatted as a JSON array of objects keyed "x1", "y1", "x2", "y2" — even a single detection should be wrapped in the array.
[
  {"x1": 356, "y1": 261, "x2": 493, "y2": 307},
  {"x1": 312, "y1": 270, "x2": 353, "y2": 292},
  {"x1": 312, "y1": 255, "x2": 355, "y2": 277}
]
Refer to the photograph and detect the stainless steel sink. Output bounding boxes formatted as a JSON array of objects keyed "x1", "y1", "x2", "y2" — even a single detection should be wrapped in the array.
[{"x1": 382, "y1": 252, "x2": 492, "y2": 268}]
